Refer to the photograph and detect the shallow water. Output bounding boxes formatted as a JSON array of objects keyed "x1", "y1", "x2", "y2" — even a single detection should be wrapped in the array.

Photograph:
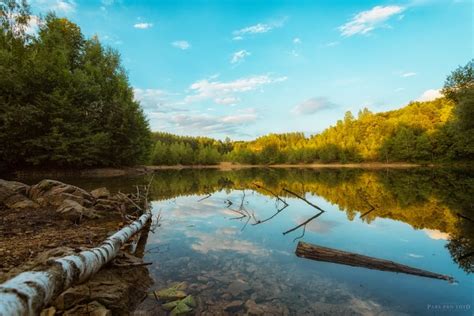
[{"x1": 16, "y1": 168, "x2": 474, "y2": 315}]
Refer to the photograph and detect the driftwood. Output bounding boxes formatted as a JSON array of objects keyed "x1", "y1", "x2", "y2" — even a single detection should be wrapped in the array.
[
  {"x1": 0, "y1": 212, "x2": 152, "y2": 316},
  {"x1": 295, "y1": 241, "x2": 454, "y2": 282}
]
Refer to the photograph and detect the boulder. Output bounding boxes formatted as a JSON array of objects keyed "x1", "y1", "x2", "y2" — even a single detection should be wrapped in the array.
[
  {"x1": 29, "y1": 179, "x2": 93, "y2": 204},
  {"x1": 0, "y1": 179, "x2": 30, "y2": 195},
  {"x1": 57, "y1": 199, "x2": 99, "y2": 222},
  {"x1": 0, "y1": 180, "x2": 38, "y2": 209},
  {"x1": 28, "y1": 180, "x2": 95, "y2": 210},
  {"x1": 91, "y1": 187, "x2": 110, "y2": 199}
]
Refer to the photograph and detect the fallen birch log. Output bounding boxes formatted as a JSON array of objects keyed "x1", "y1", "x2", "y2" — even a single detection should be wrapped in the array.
[
  {"x1": 295, "y1": 241, "x2": 454, "y2": 282},
  {"x1": 0, "y1": 212, "x2": 152, "y2": 316}
]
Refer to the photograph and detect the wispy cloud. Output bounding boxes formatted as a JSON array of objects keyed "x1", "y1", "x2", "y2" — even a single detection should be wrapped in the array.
[
  {"x1": 401, "y1": 72, "x2": 417, "y2": 77},
  {"x1": 233, "y1": 17, "x2": 286, "y2": 39},
  {"x1": 231, "y1": 50, "x2": 250, "y2": 64},
  {"x1": 134, "y1": 22, "x2": 153, "y2": 29},
  {"x1": 186, "y1": 227, "x2": 268, "y2": 255},
  {"x1": 339, "y1": 5, "x2": 405, "y2": 37},
  {"x1": 325, "y1": 41, "x2": 340, "y2": 47},
  {"x1": 184, "y1": 75, "x2": 287, "y2": 105},
  {"x1": 416, "y1": 89, "x2": 442, "y2": 102},
  {"x1": 293, "y1": 37, "x2": 302, "y2": 44},
  {"x1": 293, "y1": 97, "x2": 337, "y2": 115},
  {"x1": 32, "y1": 0, "x2": 76, "y2": 14},
  {"x1": 172, "y1": 40, "x2": 191, "y2": 50},
  {"x1": 134, "y1": 88, "x2": 168, "y2": 110},
  {"x1": 150, "y1": 109, "x2": 258, "y2": 136}
]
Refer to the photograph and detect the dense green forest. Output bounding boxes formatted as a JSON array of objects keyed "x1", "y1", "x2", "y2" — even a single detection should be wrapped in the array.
[
  {"x1": 1, "y1": 1, "x2": 472, "y2": 170},
  {"x1": 0, "y1": 1, "x2": 152, "y2": 171},
  {"x1": 150, "y1": 61, "x2": 473, "y2": 165}
]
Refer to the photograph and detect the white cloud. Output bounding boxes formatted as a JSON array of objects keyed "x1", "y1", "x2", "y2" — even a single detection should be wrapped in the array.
[
  {"x1": 184, "y1": 75, "x2": 287, "y2": 105},
  {"x1": 325, "y1": 41, "x2": 340, "y2": 47},
  {"x1": 32, "y1": 0, "x2": 76, "y2": 13},
  {"x1": 339, "y1": 5, "x2": 405, "y2": 37},
  {"x1": 401, "y1": 72, "x2": 417, "y2": 77},
  {"x1": 186, "y1": 228, "x2": 268, "y2": 255},
  {"x1": 407, "y1": 253, "x2": 424, "y2": 258},
  {"x1": 134, "y1": 22, "x2": 153, "y2": 29},
  {"x1": 150, "y1": 109, "x2": 258, "y2": 136},
  {"x1": 134, "y1": 88, "x2": 168, "y2": 110},
  {"x1": 231, "y1": 50, "x2": 250, "y2": 64},
  {"x1": 172, "y1": 40, "x2": 190, "y2": 50},
  {"x1": 416, "y1": 89, "x2": 443, "y2": 102},
  {"x1": 293, "y1": 37, "x2": 301, "y2": 44},
  {"x1": 233, "y1": 18, "x2": 286, "y2": 39},
  {"x1": 293, "y1": 97, "x2": 337, "y2": 115},
  {"x1": 424, "y1": 229, "x2": 449, "y2": 240}
]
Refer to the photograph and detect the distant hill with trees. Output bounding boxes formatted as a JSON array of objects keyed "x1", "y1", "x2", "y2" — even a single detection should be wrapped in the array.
[
  {"x1": 1, "y1": 1, "x2": 471, "y2": 170},
  {"x1": 154, "y1": 59, "x2": 472, "y2": 166}
]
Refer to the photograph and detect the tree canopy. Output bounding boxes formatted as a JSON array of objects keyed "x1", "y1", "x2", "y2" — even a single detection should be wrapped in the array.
[{"x1": 0, "y1": 1, "x2": 152, "y2": 171}]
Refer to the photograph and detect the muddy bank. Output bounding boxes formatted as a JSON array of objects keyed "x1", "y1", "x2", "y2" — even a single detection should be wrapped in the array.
[
  {"x1": 12, "y1": 166, "x2": 155, "y2": 178},
  {"x1": 0, "y1": 179, "x2": 154, "y2": 315}
]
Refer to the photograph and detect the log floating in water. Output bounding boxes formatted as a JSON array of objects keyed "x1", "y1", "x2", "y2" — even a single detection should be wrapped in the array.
[{"x1": 295, "y1": 241, "x2": 454, "y2": 282}]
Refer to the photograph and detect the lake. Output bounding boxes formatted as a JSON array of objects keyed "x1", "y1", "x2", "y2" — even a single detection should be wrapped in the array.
[{"x1": 15, "y1": 168, "x2": 474, "y2": 315}]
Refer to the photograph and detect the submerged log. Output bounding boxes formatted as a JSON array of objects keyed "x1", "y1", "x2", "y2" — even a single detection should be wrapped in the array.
[
  {"x1": 0, "y1": 212, "x2": 152, "y2": 316},
  {"x1": 295, "y1": 241, "x2": 454, "y2": 282}
]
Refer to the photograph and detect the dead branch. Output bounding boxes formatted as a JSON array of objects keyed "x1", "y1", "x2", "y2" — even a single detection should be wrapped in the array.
[
  {"x1": 282, "y1": 188, "x2": 325, "y2": 212},
  {"x1": 283, "y1": 211, "x2": 325, "y2": 235},
  {"x1": 197, "y1": 193, "x2": 212, "y2": 202},
  {"x1": 253, "y1": 183, "x2": 288, "y2": 206}
]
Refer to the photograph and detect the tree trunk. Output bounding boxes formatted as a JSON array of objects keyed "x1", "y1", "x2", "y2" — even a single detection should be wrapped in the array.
[
  {"x1": 295, "y1": 241, "x2": 453, "y2": 282},
  {"x1": 0, "y1": 212, "x2": 151, "y2": 316}
]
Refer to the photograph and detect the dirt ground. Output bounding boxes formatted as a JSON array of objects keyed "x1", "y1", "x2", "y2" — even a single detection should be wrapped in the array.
[{"x1": 0, "y1": 204, "x2": 123, "y2": 282}]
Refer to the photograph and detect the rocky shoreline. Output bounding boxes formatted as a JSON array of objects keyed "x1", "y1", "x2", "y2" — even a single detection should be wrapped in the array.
[{"x1": 0, "y1": 179, "x2": 153, "y2": 315}]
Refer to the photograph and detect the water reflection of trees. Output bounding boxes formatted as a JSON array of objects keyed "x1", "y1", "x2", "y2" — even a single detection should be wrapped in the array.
[{"x1": 146, "y1": 168, "x2": 473, "y2": 273}]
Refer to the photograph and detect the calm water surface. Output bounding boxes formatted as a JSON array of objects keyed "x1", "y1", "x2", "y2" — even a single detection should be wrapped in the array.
[{"x1": 17, "y1": 168, "x2": 474, "y2": 315}]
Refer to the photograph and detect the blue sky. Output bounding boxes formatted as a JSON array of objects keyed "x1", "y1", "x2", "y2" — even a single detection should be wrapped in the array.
[{"x1": 30, "y1": 0, "x2": 472, "y2": 139}]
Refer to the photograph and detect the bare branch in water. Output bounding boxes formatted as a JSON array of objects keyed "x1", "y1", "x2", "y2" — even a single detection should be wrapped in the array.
[
  {"x1": 197, "y1": 193, "x2": 212, "y2": 202},
  {"x1": 283, "y1": 211, "x2": 325, "y2": 235},
  {"x1": 252, "y1": 203, "x2": 289, "y2": 225},
  {"x1": 253, "y1": 183, "x2": 289, "y2": 206},
  {"x1": 282, "y1": 188, "x2": 325, "y2": 212}
]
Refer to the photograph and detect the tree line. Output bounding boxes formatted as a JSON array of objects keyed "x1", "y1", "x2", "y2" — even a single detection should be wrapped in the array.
[
  {"x1": 0, "y1": 1, "x2": 152, "y2": 171},
  {"x1": 1, "y1": 1, "x2": 472, "y2": 170},
  {"x1": 150, "y1": 60, "x2": 473, "y2": 165}
]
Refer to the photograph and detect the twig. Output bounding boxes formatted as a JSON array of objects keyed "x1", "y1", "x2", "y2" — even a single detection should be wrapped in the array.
[
  {"x1": 252, "y1": 204, "x2": 289, "y2": 225},
  {"x1": 283, "y1": 211, "x2": 324, "y2": 235},
  {"x1": 197, "y1": 193, "x2": 212, "y2": 202},
  {"x1": 283, "y1": 188, "x2": 325, "y2": 212},
  {"x1": 253, "y1": 183, "x2": 288, "y2": 206},
  {"x1": 112, "y1": 262, "x2": 153, "y2": 268},
  {"x1": 457, "y1": 213, "x2": 474, "y2": 223}
]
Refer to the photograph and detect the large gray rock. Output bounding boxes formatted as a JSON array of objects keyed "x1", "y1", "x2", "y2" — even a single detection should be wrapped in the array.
[
  {"x1": 29, "y1": 179, "x2": 94, "y2": 207},
  {"x1": 0, "y1": 179, "x2": 30, "y2": 195},
  {"x1": 57, "y1": 199, "x2": 99, "y2": 222},
  {"x1": 90, "y1": 187, "x2": 110, "y2": 199},
  {"x1": 0, "y1": 179, "x2": 38, "y2": 209}
]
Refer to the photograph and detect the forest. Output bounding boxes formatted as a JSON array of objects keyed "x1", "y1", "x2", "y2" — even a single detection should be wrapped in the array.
[
  {"x1": 151, "y1": 61, "x2": 473, "y2": 165},
  {"x1": 0, "y1": 1, "x2": 152, "y2": 171},
  {"x1": 1, "y1": 1, "x2": 472, "y2": 170}
]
